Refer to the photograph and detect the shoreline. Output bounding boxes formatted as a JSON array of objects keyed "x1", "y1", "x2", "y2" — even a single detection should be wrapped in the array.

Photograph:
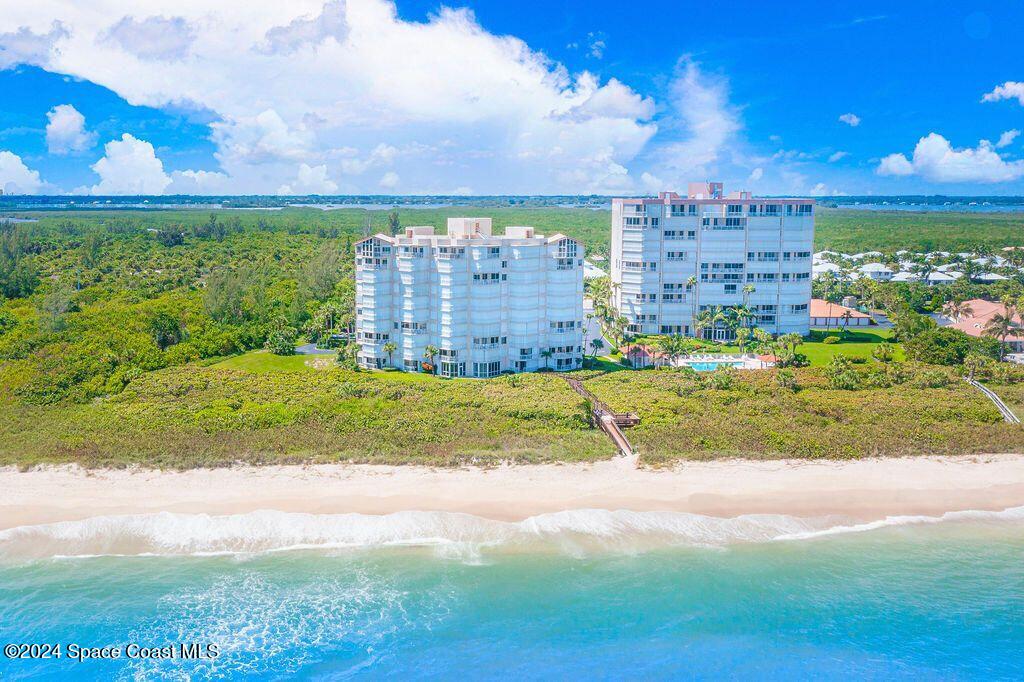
[{"x1": 4, "y1": 454, "x2": 1024, "y2": 529}]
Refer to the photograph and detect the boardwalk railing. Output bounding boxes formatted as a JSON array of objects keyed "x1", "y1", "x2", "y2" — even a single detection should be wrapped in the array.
[
  {"x1": 562, "y1": 377, "x2": 639, "y2": 456},
  {"x1": 966, "y1": 378, "x2": 1021, "y2": 424}
]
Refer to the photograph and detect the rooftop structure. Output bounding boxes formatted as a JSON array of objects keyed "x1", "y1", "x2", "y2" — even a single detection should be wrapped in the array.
[
  {"x1": 809, "y1": 299, "x2": 872, "y2": 328},
  {"x1": 946, "y1": 298, "x2": 1024, "y2": 351},
  {"x1": 354, "y1": 218, "x2": 584, "y2": 377},
  {"x1": 610, "y1": 184, "x2": 814, "y2": 340}
]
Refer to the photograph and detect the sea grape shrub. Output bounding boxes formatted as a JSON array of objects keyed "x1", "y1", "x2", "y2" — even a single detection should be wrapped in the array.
[
  {"x1": 871, "y1": 343, "x2": 895, "y2": 363},
  {"x1": 822, "y1": 336, "x2": 840, "y2": 344},
  {"x1": 705, "y1": 366, "x2": 736, "y2": 390},
  {"x1": 910, "y1": 370, "x2": 951, "y2": 389},
  {"x1": 775, "y1": 369, "x2": 799, "y2": 391},
  {"x1": 903, "y1": 327, "x2": 996, "y2": 365},
  {"x1": 265, "y1": 320, "x2": 298, "y2": 356}
]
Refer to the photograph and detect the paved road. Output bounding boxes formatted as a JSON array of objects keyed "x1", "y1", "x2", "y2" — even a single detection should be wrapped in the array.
[
  {"x1": 295, "y1": 343, "x2": 338, "y2": 355},
  {"x1": 583, "y1": 298, "x2": 611, "y2": 356}
]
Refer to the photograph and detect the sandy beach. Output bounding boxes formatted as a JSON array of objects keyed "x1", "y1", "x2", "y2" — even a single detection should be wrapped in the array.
[{"x1": 3, "y1": 454, "x2": 1024, "y2": 529}]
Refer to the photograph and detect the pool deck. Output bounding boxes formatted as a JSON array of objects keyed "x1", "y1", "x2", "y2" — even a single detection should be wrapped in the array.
[{"x1": 675, "y1": 354, "x2": 771, "y2": 370}]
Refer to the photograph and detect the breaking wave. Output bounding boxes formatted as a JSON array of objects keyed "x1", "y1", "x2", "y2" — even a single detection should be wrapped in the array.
[{"x1": 2, "y1": 506, "x2": 1022, "y2": 561}]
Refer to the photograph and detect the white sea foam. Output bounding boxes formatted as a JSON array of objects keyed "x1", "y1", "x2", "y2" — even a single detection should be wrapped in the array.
[{"x1": 2, "y1": 506, "x2": 1022, "y2": 561}]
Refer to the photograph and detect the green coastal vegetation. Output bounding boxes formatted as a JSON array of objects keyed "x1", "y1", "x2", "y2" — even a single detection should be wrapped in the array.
[{"x1": 1, "y1": 204, "x2": 1024, "y2": 468}]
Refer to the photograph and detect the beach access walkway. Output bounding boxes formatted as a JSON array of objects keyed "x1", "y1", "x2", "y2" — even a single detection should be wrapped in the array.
[
  {"x1": 562, "y1": 376, "x2": 639, "y2": 463},
  {"x1": 966, "y1": 379, "x2": 1021, "y2": 424}
]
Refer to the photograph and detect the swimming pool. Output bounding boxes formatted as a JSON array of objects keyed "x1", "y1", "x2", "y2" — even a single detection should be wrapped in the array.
[{"x1": 688, "y1": 361, "x2": 743, "y2": 371}]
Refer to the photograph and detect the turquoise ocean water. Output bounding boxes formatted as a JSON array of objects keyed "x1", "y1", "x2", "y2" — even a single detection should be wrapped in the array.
[{"x1": 1, "y1": 507, "x2": 1023, "y2": 680}]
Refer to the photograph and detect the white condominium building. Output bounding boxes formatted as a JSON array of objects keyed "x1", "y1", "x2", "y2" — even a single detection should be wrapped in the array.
[
  {"x1": 355, "y1": 218, "x2": 584, "y2": 377},
  {"x1": 610, "y1": 183, "x2": 814, "y2": 340}
]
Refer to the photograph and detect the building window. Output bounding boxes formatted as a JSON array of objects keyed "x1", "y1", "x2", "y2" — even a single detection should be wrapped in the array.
[
  {"x1": 473, "y1": 361, "x2": 502, "y2": 378},
  {"x1": 437, "y1": 246, "x2": 465, "y2": 259},
  {"x1": 473, "y1": 336, "x2": 502, "y2": 348},
  {"x1": 440, "y1": 361, "x2": 466, "y2": 378},
  {"x1": 666, "y1": 251, "x2": 688, "y2": 261}
]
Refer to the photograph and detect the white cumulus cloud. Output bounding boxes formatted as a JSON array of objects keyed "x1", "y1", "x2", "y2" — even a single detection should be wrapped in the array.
[
  {"x1": 0, "y1": 151, "x2": 45, "y2": 194},
  {"x1": 45, "y1": 104, "x2": 96, "y2": 154},
  {"x1": 101, "y1": 15, "x2": 195, "y2": 61},
  {"x1": 89, "y1": 134, "x2": 172, "y2": 194},
  {"x1": 838, "y1": 113, "x2": 861, "y2": 127},
  {"x1": 982, "y1": 81, "x2": 1024, "y2": 106},
  {"x1": 996, "y1": 129, "x2": 1020, "y2": 148},
  {"x1": 378, "y1": 171, "x2": 399, "y2": 189},
  {"x1": 0, "y1": 21, "x2": 66, "y2": 69},
  {"x1": 639, "y1": 59, "x2": 740, "y2": 188},
  {"x1": 876, "y1": 133, "x2": 1024, "y2": 183},
  {"x1": 0, "y1": 1, "x2": 662, "y2": 194},
  {"x1": 828, "y1": 151, "x2": 849, "y2": 163},
  {"x1": 747, "y1": 167, "x2": 763, "y2": 181},
  {"x1": 278, "y1": 163, "x2": 338, "y2": 194},
  {"x1": 167, "y1": 169, "x2": 232, "y2": 194}
]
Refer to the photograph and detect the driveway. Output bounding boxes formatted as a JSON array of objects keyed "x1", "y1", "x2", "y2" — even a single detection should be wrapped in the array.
[
  {"x1": 295, "y1": 343, "x2": 338, "y2": 355},
  {"x1": 583, "y1": 298, "x2": 611, "y2": 356}
]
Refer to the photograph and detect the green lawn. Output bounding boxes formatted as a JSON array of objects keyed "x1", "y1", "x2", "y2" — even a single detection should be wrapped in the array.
[
  {"x1": 627, "y1": 328, "x2": 900, "y2": 368},
  {"x1": 801, "y1": 328, "x2": 903, "y2": 365}
]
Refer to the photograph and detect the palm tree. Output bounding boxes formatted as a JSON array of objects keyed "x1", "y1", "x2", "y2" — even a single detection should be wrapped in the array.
[
  {"x1": 613, "y1": 315, "x2": 630, "y2": 347},
  {"x1": 752, "y1": 328, "x2": 774, "y2": 357},
  {"x1": 818, "y1": 271, "x2": 838, "y2": 303},
  {"x1": 656, "y1": 334, "x2": 688, "y2": 367},
  {"x1": 731, "y1": 304, "x2": 755, "y2": 331},
  {"x1": 694, "y1": 309, "x2": 713, "y2": 341},
  {"x1": 983, "y1": 313, "x2": 1014, "y2": 361},
  {"x1": 422, "y1": 344, "x2": 439, "y2": 374},
  {"x1": 942, "y1": 299, "x2": 974, "y2": 323},
  {"x1": 540, "y1": 348, "x2": 553, "y2": 370},
  {"x1": 840, "y1": 309, "x2": 853, "y2": 333},
  {"x1": 734, "y1": 327, "x2": 751, "y2": 354},
  {"x1": 686, "y1": 275, "x2": 698, "y2": 336},
  {"x1": 912, "y1": 261, "x2": 935, "y2": 285},
  {"x1": 382, "y1": 341, "x2": 397, "y2": 368},
  {"x1": 710, "y1": 305, "x2": 730, "y2": 342},
  {"x1": 960, "y1": 259, "x2": 981, "y2": 283},
  {"x1": 582, "y1": 313, "x2": 592, "y2": 356},
  {"x1": 741, "y1": 283, "x2": 755, "y2": 309},
  {"x1": 589, "y1": 338, "x2": 604, "y2": 357}
]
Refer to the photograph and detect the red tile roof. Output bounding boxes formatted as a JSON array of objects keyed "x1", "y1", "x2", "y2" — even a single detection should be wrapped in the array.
[
  {"x1": 809, "y1": 299, "x2": 871, "y2": 319},
  {"x1": 947, "y1": 298, "x2": 1024, "y2": 341}
]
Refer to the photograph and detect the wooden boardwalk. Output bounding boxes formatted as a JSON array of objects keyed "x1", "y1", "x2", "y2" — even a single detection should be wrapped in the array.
[
  {"x1": 562, "y1": 377, "x2": 640, "y2": 457},
  {"x1": 966, "y1": 379, "x2": 1021, "y2": 424}
]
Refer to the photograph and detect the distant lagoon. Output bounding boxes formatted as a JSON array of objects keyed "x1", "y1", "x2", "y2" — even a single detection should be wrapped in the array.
[{"x1": 838, "y1": 202, "x2": 1024, "y2": 213}]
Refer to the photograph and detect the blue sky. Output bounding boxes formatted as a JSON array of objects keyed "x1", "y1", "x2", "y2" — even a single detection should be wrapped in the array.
[{"x1": 1, "y1": 0, "x2": 1022, "y2": 195}]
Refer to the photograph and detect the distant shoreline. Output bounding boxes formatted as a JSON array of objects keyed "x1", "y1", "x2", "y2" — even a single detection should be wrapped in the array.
[{"x1": 4, "y1": 454, "x2": 1024, "y2": 530}]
